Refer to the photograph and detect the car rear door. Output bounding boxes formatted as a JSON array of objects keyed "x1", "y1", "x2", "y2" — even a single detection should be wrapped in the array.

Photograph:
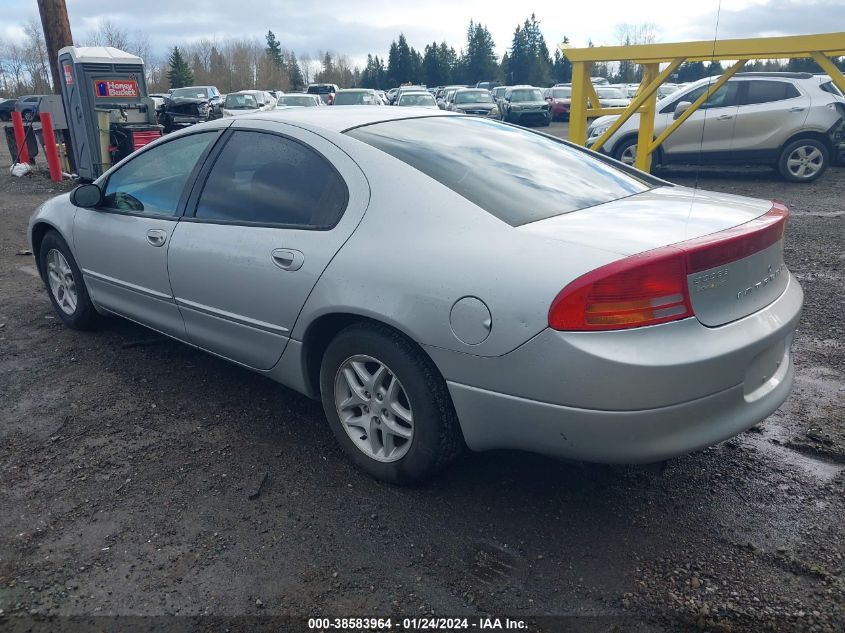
[
  {"x1": 166, "y1": 120, "x2": 369, "y2": 370},
  {"x1": 72, "y1": 130, "x2": 221, "y2": 339},
  {"x1": 730, "y1": 80, "x2": 809, "y2": 157}
]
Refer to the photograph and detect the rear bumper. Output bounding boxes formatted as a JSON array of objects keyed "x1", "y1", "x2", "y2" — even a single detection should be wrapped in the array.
[
  {"x1": 433, "y1": 273, "x2": 803, "y2": 463},
  {"x1": 448, "y1": 351, "x2": 793, "y2": 463}
]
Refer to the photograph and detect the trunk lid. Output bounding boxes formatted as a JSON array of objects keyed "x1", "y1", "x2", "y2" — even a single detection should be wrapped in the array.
[{"x1": 525, "y1": 186, "x2": 789, "y2": 327}]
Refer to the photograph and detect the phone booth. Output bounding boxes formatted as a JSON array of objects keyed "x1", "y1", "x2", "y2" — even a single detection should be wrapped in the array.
[{"x1": 58, "y1": 46, "x2": 162, "y2": 180}]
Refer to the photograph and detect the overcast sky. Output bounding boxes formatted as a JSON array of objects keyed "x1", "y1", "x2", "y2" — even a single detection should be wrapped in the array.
[{"x1": 2, "y1": 0, "x2": 843, "y2": 64}]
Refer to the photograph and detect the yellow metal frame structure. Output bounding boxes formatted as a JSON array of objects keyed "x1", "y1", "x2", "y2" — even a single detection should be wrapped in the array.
[{"x1": 561, "y1": 33, "x2": 845, "y2": 171}]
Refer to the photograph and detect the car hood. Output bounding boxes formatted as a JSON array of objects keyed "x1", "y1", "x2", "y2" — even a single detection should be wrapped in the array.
[
  {"x1": 511, "y1": 101, "x2": 548, "y2": 107},
  {"x1": 518, "y1": 185, "x2": 773, "y2": 255},
  {"x1": 167, "y1": 97, "x2": 209, "y2": 105}
]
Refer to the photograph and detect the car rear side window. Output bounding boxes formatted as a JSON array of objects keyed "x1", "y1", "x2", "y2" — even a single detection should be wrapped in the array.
[
  {"x1": 346, "y1": 116, "x2": 651, "y2": 226},
  {"x1": 194, "y1": 131, "x2": 348, "y2": 228},
  {"x1": 743, "y1": 81, "x2": 800, "y2": 105},
  {"x1": 819, "y1": 81, "x2": 843, "y2": 97}
]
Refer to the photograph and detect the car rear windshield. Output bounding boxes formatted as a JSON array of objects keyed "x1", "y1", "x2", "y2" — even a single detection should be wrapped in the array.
[
  {"x1": 334, "y1": 91, "x2": 376, "y2": 105},
  {"x1": 346, "y1": 116, "x2": 651, "y2": 226},
  {"x1": 171, "y1": 88, "x2": 208, "y2": 99},
  {"x1": 551, "y1": 88, "x2": 571, "y2": 98},
  {"x1": 399, "y1": 93, "x2": 436, "y2": 106},
  {"x1": 225, "y1": 94, "x2": 257, "y2": 109},
  {"x1": 278, "y1": 95, "x2": 317, "y2": 106},
  {"x1": 455, "y1": 90, "x2": 493, "y2": 104},
  {"x1": 307, "y1": 85, "x2": 333, "y2": 94}
]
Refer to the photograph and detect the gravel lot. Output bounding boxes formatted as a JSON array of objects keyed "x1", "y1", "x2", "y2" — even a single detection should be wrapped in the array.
[{"x1": 0, "y1": 122, "x2": 843, "y2": 632}]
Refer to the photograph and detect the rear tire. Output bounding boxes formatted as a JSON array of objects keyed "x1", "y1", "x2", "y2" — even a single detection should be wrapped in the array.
[
  {"x1": 777, "y1": 138, "x2": 829, "y2": 183},
  {"x1": 319, "y1": 323, "x2": 464, "y2": 484},
  {"x1": 38, "y1": 230, "x2": 99, "y2": 330}
]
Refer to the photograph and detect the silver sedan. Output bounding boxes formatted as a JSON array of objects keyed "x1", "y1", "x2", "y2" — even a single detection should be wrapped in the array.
[{"x1": 28, "y1": 107, "x2": 803, "y2": 484}]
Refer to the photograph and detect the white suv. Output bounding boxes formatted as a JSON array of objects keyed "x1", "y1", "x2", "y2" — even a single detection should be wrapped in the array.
[{"x1": 588, "y1": 72, "x2": 845, "y2": 182}]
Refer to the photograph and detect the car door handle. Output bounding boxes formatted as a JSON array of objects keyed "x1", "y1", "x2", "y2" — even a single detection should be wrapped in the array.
[
  {"x1": 789, "y1": 107, "x2": 805, "y2": 112},
  {"x1": 717, "y1": 114, "x2": 733, "y2": 120},
  {"x1": 146, "y1": 229, "x2": 167, "y2": 247},
  {"x1": 271, "y1": 248, "x2": 304, "y2": 271}
]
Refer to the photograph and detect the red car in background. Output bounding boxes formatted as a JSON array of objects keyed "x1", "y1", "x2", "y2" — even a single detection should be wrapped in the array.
[{"x1": 544, "y1": 86, "x2": 572, "y2": 121}]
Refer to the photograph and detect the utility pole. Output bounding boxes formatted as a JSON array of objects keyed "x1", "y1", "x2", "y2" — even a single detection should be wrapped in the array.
[{"x1": 37, "y1": 0, "x2": 74, "y2": 94}]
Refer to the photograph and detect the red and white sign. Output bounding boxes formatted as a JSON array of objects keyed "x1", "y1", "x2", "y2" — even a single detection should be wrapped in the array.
[
  {"x1": 63, "y1": 63, "x2": 73, "y2": 85},
  {"x1": 93, "y1": 79, "x2": 139, "y2": 98}
]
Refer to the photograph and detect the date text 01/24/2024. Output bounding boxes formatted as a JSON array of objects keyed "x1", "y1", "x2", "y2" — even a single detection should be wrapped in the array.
[{"x1": 307, "y1": 617, "x2": 528, "y2": 630}]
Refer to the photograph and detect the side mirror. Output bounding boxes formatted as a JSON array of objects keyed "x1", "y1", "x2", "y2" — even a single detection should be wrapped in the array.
[
  {"x1": 674, "y1": 101, "x2": 692, "y2": 120},
  {"x1": 70, "y1": 183, "x2": 103, "y2": 208}
]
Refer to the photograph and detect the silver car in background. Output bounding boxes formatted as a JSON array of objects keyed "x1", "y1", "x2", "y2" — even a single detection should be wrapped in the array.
[
  {"x1": 588, "y1": 72, "x2": 845, "y2": 182},
  {"x1": 29, "y1": 108, "x2": 802, "y2": 484}
]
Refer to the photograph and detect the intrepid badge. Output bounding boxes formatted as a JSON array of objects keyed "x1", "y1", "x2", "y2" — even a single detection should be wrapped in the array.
[{"x1": 737, "y1": 263, "x2": 784, "y2": 300}]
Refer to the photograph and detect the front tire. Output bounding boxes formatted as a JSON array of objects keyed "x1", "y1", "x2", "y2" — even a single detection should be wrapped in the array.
[
  {"x1": 778, "y1": 138, "x2": 828, "y2": 183},
  {"x1": 319, "y1": 323, "x2": 463, "y2": 484},
  {"x1": 39, "y1": 230, "x2": 99, "y2": 330}
]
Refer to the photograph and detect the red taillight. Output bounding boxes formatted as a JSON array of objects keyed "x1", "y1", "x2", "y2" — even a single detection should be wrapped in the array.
[{"x1": 549, "y1": 201, "x2": 789, "y2": 331}]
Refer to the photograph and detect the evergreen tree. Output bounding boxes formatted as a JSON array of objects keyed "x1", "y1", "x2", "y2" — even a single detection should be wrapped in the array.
[
  {"x1": 286, "y1": 51, "x2": 304, "y2": 90},
  {"x1": 552, "y1": 42, "x2": 572, "y2": 84},
  {"x1": 167, "y1": 46, "x2": 193, "y2": 88},
  {"x1": 462, "y1": 20, "x2": 497, "y2": 84},
  {"x1": 509, "y1": 24, "x2": 530, "y2": 84},
  {"x1": 708, "y1": 61, "x2": 725, "y2": 75},
  {"x1": 438, "y1": 42, "x2": 457, "y2": 84},
  {"x1": 677, "y1": 61, "x2": 706, "y2": 82},
  {"x1": 265, "y1": 31, "x2": 283, "y2": 66},
  {"x1": 386, "y1": 41, "x2": 400, "y2": 86},
  {"x1": 617, "y1": 37, "x2": 636, "y2": 83}
]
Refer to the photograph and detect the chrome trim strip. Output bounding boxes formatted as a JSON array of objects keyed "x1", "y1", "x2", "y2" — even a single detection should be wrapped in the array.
[
  {"x1": 82, "y1": 269, "x2": 173, "y2": 302},
  {"x1": 175, "y1": 297, "x2": 290, "y2": 335}
]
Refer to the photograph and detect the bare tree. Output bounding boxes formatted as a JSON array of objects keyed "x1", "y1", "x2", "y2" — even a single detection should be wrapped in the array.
[
  {"x1": 23, "y1": 18, "x2": 51, "y2": 92},
  {"x1": 614, "y1": 23, "x2": 659, "y2": 46}
]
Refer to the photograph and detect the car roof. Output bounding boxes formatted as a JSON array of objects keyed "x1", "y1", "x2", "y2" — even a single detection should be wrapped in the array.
[{"x1": 241, "y1": 106, "x2": 459, "y2": 133}]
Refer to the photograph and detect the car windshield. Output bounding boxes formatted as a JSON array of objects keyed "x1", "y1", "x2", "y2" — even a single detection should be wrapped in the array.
[
  {"x1": 307, "y1": 86, "x2": 333, "y2": 94},
  {"x1": 455, "y1": 91, "x2": 493, "y2": 104},
  {"x1": 399, "y1": 93, "x2": 436, "y2": 107},
  {"x1": 334, "y1": 91, "x2": 376, "y2": 105},
  {"x1": 225, "y1": 94, "x2": 258, "y2": 109},
  {"x1": 596, "y1": 88, "x2": 626, "y2": 99},
  {"x1": 511, "y1": 89, "x2": 543, "y2": 102},
  {"x1": 347, "y1": 116, "x2": 651, "y2": 226},
  {"x1": 551, "y1": 88, "x2": 571, "y2": 98},
  {"x1": 278, "y1": 95, "x2": 317, "y2": 106},
  {"x1": 170, "y1": 88, "x2": 208, "y2": 100}
]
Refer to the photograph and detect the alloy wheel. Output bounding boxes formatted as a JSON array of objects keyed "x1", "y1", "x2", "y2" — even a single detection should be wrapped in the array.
[
  {"x1": 334, "y1": 354, "x2": 414, "y2": 463},
  {"x1": 46, "y1": 249, "x2": 78, "y2": 315},
  {"x1": 786, "y1": 145, "x2": 823, "y2": 179},
  {"x1": 619, "y1": 144, "x2": 637, "y2": 165}
]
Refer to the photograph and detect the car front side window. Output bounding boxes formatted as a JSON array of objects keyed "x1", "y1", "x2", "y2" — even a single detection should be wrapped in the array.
[{"x1": 102, "y1": 132, "x2": 216, "y2": 215}]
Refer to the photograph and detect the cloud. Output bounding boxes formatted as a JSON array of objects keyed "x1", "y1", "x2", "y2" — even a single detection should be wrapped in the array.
[{"x1": 1, "y1": 0, "x2": 842, "y2": 67}]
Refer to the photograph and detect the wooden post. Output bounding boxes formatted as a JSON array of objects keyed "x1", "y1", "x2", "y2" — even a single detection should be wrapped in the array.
[{"x1": 36, "y1": 0, "x2": 74, "y2": 95}]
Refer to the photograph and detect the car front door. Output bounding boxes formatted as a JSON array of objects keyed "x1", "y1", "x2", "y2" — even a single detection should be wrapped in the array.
[
  {"x1": 166, "y1": 121, "x2": 369, "y2": 370},
  {"x1": 658, "y1": 81, "x2": 740, "y2": 161},
  {"x1": 72, "y1": 130, "x2": 221, "y2": 339}
]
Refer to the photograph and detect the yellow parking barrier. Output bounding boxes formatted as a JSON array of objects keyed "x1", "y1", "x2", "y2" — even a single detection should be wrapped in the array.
[{"x1": 560, "y1": 32, "x2": 845, "y2": 172}]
